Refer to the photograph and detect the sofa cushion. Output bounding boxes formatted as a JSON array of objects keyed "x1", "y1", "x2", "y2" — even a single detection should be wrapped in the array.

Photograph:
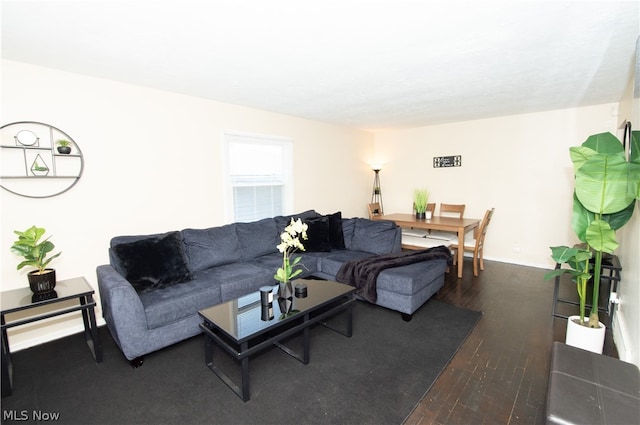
[
  {"x1": 318, "y1": 249, "x2": 376, "y2": 278},
  {"x1": 111, "y1": 231, "x2": 192, "y2": 293},
  {"x1": 274, "y1": 210, "x2": 320, "y2": 233},
  {"x1": 236, "y1": 217, "x2": 279, "y2": 261},
  {"x1": 207, "y1": 263, "x2": 280, "y2": 301},
  {"x1": 351, "y1": 218, "x2": 400, "y2": 255},
  {"x1": 138, "y1": 274, "x2": 222, "y2": 329},
  {"x1": 182, "y1": 224, "x2": 242, "y2": 271},
  {"x1": 327, "y1": 211, "x2": 346, "y2": 249},
  {"x1": 341, "y1": 218, "x2": 356, "y2": 250},
  {"x1": 303, "y1": 216, "x2": 332, "y2": 252},
  {"x1": 377, "y1": 259, "x2": 448, "y2": 295}
]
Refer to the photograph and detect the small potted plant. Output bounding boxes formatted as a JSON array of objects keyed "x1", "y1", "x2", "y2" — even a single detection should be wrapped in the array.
[
  {"x1": 11, "y1": 226, "x2": 62, "y2": 294},
  {"x1": 413, "y1": 188, "x2": 429, "y2": 219},
  {"x1": 56, "y1": 139, "x2": 72, "y2": 154}
]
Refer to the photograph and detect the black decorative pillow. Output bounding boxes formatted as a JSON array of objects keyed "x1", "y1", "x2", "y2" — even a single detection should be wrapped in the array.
[
  {"x1": 327, "y1": 211, "x2": 345, "y2": 249},
  {"x1": 112, "y1": 231, "x2": 192, "y2": 293},
  {"x1": 303, "y1": 216, "x2": 332, "y2": 252}
]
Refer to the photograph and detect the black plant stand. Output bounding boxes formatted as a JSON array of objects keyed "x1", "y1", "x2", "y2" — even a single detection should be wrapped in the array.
[{"x1": 552, "y1": 254, "x2": 622, "y2": 321}]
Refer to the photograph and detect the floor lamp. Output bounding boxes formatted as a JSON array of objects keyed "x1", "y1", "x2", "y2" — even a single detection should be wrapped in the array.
[{"x1": 371, "y1": 168, "x2": 383, "y2": 214}]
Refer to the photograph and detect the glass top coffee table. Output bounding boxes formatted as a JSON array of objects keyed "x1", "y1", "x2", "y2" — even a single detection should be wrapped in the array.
[{"x1": 198, "y1": 279, "x2": 356, "y2": 401}]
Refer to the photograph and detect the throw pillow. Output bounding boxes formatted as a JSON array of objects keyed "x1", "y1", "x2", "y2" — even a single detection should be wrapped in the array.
[
  {"x1": 326, "y1": 211, "x2": 345, "y2": 249},
  {"x1": 274, "y1": 210, "x2": 320, "y2": 234},
  {"x1": 351, "y1": 218, "x2": 399, "y2": 255},
  {"x1": 303, "y1": 216, "x2": 332, "y2": 252},
  {"x1": 112, "y1": 231, "x2": 192, "y2": 293}
]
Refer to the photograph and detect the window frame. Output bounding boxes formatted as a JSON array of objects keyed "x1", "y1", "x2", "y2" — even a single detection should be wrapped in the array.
[{"x1": 223, "y1": 130, "x2": 294, "y2": 223}]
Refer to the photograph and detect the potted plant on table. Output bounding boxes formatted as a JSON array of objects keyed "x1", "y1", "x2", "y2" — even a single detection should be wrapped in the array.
[
  {"x1": 11, "y1": 225, "x2": 62, "y2": 294},
  {"x1": 274, "y1": 218, "x2": 308, "y2": 319},
  {"x1": 545, "y1": 131, "x2": 640, "y2": 353},
  {"x1": 413, "y1": 188, "x2": 429, "y2": 219}
]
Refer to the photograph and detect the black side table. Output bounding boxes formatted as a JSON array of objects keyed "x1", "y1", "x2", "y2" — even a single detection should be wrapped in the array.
[{"x1": 1, "y1": 277, "x2": 102, "y2": 397}]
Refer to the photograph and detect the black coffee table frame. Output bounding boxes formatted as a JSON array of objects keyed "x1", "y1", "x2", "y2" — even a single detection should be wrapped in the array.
[{"x1": 199, "y1": 281, "x2": 355, "y2": 401}]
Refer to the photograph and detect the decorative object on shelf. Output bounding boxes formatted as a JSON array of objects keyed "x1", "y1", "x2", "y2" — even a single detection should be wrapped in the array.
[
  {"x1": 545, "y1": 130, "x2": 640, "y2": 353},
  {"x1": 56, "y1": 139, "x2": 72, "y2": 154},
  {"x1": 274, "y1": 218, "x2": 308, "y2": 319},
  {"x1": 15, "y1": 129, "x2": 39, "y2": 146},
  {"x1": 30, "y1": 154, "x2": 50, "y2": 176},
  {"x1": 1, "y1": 121, "x2": 84, "y2": 198},
  {"x1": 371, "y1": 168, "x2": 383, "y2": 214},
  {"x1": 413, "y1": 188, "x2": 429, "y2": 219},
  {"x1": 10, "y1": 225, "x2": 62, "y2": 294}
]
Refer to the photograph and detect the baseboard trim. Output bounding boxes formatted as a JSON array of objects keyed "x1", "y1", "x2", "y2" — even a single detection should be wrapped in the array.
[{"x1": 612, "y1": 314, "x2": 632, "y2": 363}]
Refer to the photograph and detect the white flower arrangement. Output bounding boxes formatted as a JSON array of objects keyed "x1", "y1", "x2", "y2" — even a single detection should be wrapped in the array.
[{"x1": 274, "y1": 218, "x2": 308, "y2": 283}]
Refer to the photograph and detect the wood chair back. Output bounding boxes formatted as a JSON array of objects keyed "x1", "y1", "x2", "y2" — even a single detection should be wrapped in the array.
[
  {"x1": 451, "y1": 207, "x2": 494, "y2": 276},
  {"x1": 439, "y1": 203, "x2": 465, "y2": 218},
  {"x1": 368, "y1": 202, "x2": 382, "y2": 219},
  {"x1": 476, "y1": 208, "x2": 495, "y2": 248}
]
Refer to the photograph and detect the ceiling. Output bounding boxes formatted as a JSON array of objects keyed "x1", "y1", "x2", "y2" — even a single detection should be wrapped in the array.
[{"x1": 2, "y1": 1, "x2": 639, "y2": 130}]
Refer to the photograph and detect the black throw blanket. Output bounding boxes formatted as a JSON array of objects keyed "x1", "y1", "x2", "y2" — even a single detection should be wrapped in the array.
[{"x1": 336, "y1": 246, "x2": 453, "y2": 303}]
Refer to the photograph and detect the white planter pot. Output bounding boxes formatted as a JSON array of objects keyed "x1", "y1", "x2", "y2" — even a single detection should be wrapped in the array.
[{"x1": 565, "y1": 315, "x2": 606, "y2": 354}]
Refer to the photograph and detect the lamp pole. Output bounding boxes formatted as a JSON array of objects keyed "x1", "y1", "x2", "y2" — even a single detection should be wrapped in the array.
[{"x1": 371, "y1": 168, "x2": 383, "y2": 214}]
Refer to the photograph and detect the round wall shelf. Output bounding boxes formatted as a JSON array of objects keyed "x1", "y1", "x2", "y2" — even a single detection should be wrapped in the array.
[{"x1": 0, "y1": 121, "x2": 84, "y2": 198}]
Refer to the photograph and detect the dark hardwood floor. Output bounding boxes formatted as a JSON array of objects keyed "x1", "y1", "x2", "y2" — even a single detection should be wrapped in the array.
[{"x1": 404, "y1": 259, "x2": 618, "y2": 425}]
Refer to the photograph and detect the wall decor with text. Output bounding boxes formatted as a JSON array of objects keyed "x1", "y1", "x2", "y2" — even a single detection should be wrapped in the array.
[{"x1": 433, "y1": 155, "x2": 462, "y2": 168}]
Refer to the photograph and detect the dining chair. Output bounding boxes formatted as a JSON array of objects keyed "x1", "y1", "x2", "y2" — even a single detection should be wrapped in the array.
[
  {"x1": 451, "y1": 208, "x2": 495, "y2": 276},
  {"x1": 368, "y1": 202, "x2": 382, "y2": 219},
  {"x1": 439, "y1": 203, "x2": 465, "y2": 218},
  {"x1": 427, "y1": 203, "x2": 466, "y2": 241},
  {"x1": 402, "y1": 234, "x2": 452, "y2": 250}
]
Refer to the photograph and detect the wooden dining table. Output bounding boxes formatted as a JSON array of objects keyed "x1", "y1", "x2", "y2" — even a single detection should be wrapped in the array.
[{"x1": 373, "y1": 213, "x2": 481, "y2": 279}]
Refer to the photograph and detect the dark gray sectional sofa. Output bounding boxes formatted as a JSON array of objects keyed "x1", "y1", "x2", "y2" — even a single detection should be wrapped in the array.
[{"x1": 96, "y1": 210, "x2": 448, "y2": 364}]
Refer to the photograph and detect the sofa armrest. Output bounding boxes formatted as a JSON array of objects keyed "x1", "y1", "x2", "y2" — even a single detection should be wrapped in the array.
[{"x1": 96, "y1": 265, "x2": 149, "y2": 358}]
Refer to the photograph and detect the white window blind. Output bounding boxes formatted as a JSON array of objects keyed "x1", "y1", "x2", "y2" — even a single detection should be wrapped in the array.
[{"x1": 224, "y1": 131, "x2": 293, "y2": 222}]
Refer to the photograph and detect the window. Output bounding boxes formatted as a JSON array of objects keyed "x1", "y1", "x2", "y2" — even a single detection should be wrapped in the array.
[{"x1": 224, "y1": 131, "x2": 293, "y2": 222}]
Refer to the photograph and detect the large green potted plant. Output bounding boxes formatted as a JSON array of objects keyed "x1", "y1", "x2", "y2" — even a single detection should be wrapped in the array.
[
  {"x1": 546, "y1": 131, "x2": 640, "y2": 351},
  {"x1": 11, "y1": 225, "x2": 62, "y2": 294}
]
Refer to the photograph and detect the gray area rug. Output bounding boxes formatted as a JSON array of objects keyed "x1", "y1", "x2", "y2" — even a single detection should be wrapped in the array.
[{"x1": 3, "y1": 299, "x2": 482, "y2": 425}]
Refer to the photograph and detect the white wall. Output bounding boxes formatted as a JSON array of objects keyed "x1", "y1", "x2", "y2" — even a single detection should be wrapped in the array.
[
  {"x1": 373, "y1": 104, "x2": 639, "y2": 367},
  {"x1": 373, "y1": 104, "x2": 620, "y2": 267},
  {"x1": 1, "y1": 60, "x2": 374, "y2": 349}
]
